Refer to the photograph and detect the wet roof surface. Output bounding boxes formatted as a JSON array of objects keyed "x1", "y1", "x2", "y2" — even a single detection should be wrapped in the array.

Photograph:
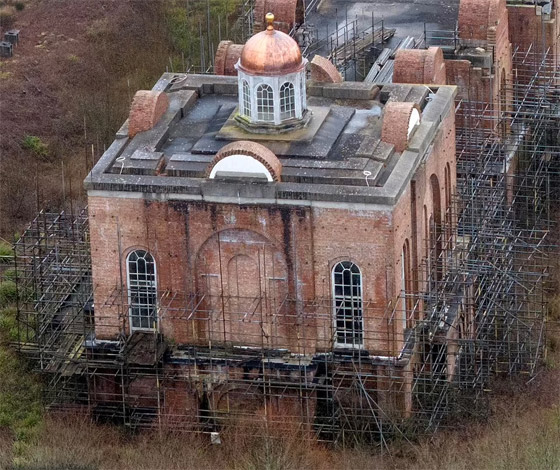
[{"x1": 86, "y1": 74, "x2": 456, "y2": 207}]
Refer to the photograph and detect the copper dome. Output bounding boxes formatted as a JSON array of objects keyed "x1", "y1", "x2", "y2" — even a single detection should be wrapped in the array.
[{"x1": 238, "y1": 13, "x2": 304, "y2": 76}]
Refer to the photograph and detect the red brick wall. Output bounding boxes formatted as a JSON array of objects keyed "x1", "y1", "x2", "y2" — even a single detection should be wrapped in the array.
[
  {"x1": 310, "y1": 55, "x2": 343, "y2": 83},
  {"x1": 393, "y1": 48, "x2": 447, "y2": 85},
  {"x1": 253, "y1": 0, "x2": 304, "y2": 34},
  {"x1": 391, "y1": 110, "x2": 456, "y2": 350},
  {"x1": 214, "y1": 41, "x2": 244, "y2": 76},
  {"x1": 507, "y1": 3, "x2": 560, "y2": 81},
  {"x1": 88, "y1": 106, "x2": 456, "y2": 358},
  {"x1": 455, "y1": 0, "x2": 512, "y2": 132}
]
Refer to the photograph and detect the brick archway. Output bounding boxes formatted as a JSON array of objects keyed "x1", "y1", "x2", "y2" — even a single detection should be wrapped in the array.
[
  {"x1": 394, "y1": 47, "x2": 447, "y2": 85},
  {"x1": 381, "y1": 102, "x2": 422, "y2": 152},
  {"x1": 206, "y1": 141, "x2": 282, "y2": 181},
  {"x1": 214, "y1": 40, "x2": 244, "y2": 76}
]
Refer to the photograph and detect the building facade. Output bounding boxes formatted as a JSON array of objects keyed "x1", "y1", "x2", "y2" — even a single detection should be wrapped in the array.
[{"x1": 84, "y1": 17, "x2": 458, "y2": 433}]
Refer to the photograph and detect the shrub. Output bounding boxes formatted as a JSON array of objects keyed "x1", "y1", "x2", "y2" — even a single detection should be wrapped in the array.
[
  {"x1": 0, "y1": 346, "x2": 42, "y2": 464},
  {"x1": 22, "y1": 135, "x2": 50, "y2": 159},
  {"x1": 14, "y1": 1, "x2": 24, "y2": 11},
  {"x1": 0, "y1": 241, "x2": 13, "y2": 263},
  {"x1": 0, "y1": 281, "x2": 17, "y2": 308},
  {"x1": 2, "y1": 268, "x2": 16, "y2": 282},
  {"x1": 0, "y1": 307, "x2": 18, "y2": 341}
]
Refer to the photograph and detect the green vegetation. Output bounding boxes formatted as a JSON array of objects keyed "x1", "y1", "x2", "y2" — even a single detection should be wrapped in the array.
[
  {"x1": 0, "y1": 241, "x2": 13, "y2": 263},
  {"x1": 0, "y1": 280, "x2": 42, "y2": 467},
  {"x1": 0, "y1": 307, "x2": 18, "y2": 342},
  {"x1": 0, "y1": 346, "x2": 42, "y2": 467},
  {"x1": 0, "y1": 281, "x2": 17, "y2": 308},
  {"x1": 2, "y1": 268, "x2": 17, "y2": 282},
  {"x1": 164, "y1": 0, "x2": 243, "y2": 71},
  {"x1": 21, "y1": 135, "x2": 50, "y2": 159}
]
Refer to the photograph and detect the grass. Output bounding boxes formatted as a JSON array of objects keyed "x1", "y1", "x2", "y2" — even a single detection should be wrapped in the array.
[
  {"x1": 7, "y1": 399, "x2": 559, "y2": 470},
  {"x1": 0, "y1": 241, "x2": 14, "y2": 263},
  {"x1": 0, "y1": 313, "x2": 42, "y2": 468},
  {"x1": 0, "y1": 280, "x2": 17, "y2": 308},
  {"x1": 0, "y1": 307, "x2": 18, "y2": 341},
  {"x1": 0, "y1": 258, "x2": 43, "y2": 468}
]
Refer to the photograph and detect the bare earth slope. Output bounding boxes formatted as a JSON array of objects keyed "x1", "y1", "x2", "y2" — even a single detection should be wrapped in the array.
[{"x1": 0, "y1": 0, "x2": 170, "y2": 235}]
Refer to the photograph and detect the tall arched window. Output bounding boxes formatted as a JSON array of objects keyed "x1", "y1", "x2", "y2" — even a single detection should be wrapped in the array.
[
  {"x1": 500, "y1": 68, "x2": 508, "y2": 136},
  {"x1": 332, "y1": 261, "x2": 363, "y2": 347},
  {"x1": 401, "y1": 240, "x2": 411, "y2": 330},
  {"x1": 430, "y1": 174, "x2": 442, "y2": 285},
  {"x1": 256, "y1": 84, "x2": 274, "y2": 121},
  {"x1": 444, "y1": 163, "x2": 453, "y2": 251},
  {"x1": 242, "y1": 80, "x2": 251, "y2": 117},
  {"x1": 127, "y1": 250, "x2": 157, "y2": 330},
  {"x1": 280, "y1": 82, "x2": 295, "y2": 120}
]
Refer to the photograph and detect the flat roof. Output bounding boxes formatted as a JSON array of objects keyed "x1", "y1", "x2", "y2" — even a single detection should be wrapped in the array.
[{"x1": 85, "y1": 74, "x2": 456, "y2": 208}]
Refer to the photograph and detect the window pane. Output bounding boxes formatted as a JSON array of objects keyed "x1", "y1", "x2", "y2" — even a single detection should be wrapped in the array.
[
  {"x1": 242, "y1": 80, "x2": 251, "y2": 117},
  {"x1": 257, "y1": 84, "x2": 274, "y2": 121},
  {"x1": 127, "y1": 250, "x2": 157, "y2": 330},
  {"x1": 332, "y1": 261, "x2": 364, "y2": 346},
  {"x1": 280, "y1": 82, "x2": 295, "y2": 121}
]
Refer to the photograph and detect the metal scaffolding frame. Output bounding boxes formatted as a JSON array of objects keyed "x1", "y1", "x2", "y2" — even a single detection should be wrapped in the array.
[{"x1": 11, "y1": 17, "x2": 560, "y2": 448}]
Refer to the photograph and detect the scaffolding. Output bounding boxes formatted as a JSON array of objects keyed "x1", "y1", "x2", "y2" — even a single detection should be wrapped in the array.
[
  {"x1": 11, "y1": 15, "x2": 560, "y2": 449},
  {"x1": 14, "y1": 209, "x2": 92, "y2": 407}
]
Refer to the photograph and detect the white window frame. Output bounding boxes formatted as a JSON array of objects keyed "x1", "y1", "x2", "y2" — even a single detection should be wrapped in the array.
[
  {"x1": 127, "y1": 250, "x2": 158, "y2": 331},
  {"x1": 332, "y1": 261, "x2": 364, "y2": 348},
  {"x1": 401, "y1": 247, "x2": 407, "y2": 330},
  {"x1": 256, "y1": 84, "x2": 274, "y2": 122},
  {"x1": 280, "y1": 82, "x2": 296, "y2": 121},
  {"x1": 242, "y1": 80, "x2": 251, "y2": 117}
]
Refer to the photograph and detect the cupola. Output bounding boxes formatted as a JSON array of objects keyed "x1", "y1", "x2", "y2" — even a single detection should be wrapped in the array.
[{"x1": 235, "y1": 13, "x2": 309, "y2": 133}]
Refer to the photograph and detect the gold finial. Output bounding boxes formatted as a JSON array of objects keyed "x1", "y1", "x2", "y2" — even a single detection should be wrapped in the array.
[{"x1": 266, "y1": 12, "x2": 274, "y2": 31}]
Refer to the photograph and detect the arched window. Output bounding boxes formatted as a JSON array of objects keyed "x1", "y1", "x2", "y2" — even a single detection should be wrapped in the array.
[
  {"x1": 332, "y1": 261, "x2": 363, "y2": 347},
  {"x1": 280, "y1": 82, "x2": 295, "y2": 120},
  {"x1": 127, "y1": 250, "x2": 157, "y2": 330},
  {"x1": 256, "y1": 84, "x2": 274, "y2": 121},
  {"x1": 242, "y1": 80, "x2": 251, "y2": 117},
  {"x1": 401, "y1": 240, "x2": 411, "y2": 329},
  {"x1": 500, "y1": 68, "x2": 508, "y2": 136},
  {"x1": 444, "y1": 163, "x2": 453, "y2": 250},
  {"x1": 430, "y1": 174, "x2": 442, "y2": 285}
]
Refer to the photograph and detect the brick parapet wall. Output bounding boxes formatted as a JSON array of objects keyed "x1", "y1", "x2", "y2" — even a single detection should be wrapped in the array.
[
  {"x1": 128, "y1": 90, "x2": 169, "y2": 138},
  {"x1": 214, "y1": 40, "x2": 244, "y2": 76},
  {"x1": 310, "y1": 55, "x2": 343, "y2": 83},
  {"x1": 393, "y1": 47, "x2": 447, "y2": 85}
]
